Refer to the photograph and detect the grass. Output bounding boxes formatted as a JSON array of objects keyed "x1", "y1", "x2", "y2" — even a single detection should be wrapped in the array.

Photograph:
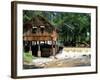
[{"x1": 23, "y1": 51, "x2": 37, "y2": 63}]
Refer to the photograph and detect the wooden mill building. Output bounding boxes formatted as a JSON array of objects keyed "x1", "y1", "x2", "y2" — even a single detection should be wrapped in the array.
[{"x1": 23, "y1": 15, "x2": 58, "y2": 57}]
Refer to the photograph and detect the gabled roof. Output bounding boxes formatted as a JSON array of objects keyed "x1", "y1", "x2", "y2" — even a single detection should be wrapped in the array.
[{"x1": 23, "y1": 15, "x2": 55, "y2": 33}]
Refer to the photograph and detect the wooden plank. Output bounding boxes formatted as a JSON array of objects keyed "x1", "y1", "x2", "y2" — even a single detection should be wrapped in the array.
[{"x1": 23, "y1": 36, "x2": 53, "y2": 41}]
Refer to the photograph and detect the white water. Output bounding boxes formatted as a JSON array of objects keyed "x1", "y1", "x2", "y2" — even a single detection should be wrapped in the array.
[
  {"x1": 32, "y1": 49, "x2": 90, "y2": 64},
  {"x1": 56, "y1": 50, "x2": 90, "y2": 59}
]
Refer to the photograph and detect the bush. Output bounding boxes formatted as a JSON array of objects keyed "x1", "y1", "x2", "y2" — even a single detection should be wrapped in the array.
[{"x1": 23, "y1": 52, "x2": 34, "y2": 63}]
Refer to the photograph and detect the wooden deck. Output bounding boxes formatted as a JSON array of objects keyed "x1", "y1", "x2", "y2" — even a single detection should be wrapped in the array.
[{"x1": 23, "y1": 33, "x2": 53, "y2": 41}]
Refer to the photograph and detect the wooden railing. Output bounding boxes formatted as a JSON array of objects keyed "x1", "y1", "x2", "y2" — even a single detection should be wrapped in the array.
[{"x1": 23, "y1": 34, "x2": 53, "y2": 41}]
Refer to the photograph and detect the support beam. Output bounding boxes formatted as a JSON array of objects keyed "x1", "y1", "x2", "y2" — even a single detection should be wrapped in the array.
[
  {"x1": 52, "y1": 40, "x2": 56, "y2": 58},
  {"x1": 55, "y1": 41, "x2": 57, "y2": 53},
  {"x1": 37, "y1": 41, "x2": 41, "y2": 57},
  {"x1": 29, "y1": 41, "x2": 32, "y2": 55}
]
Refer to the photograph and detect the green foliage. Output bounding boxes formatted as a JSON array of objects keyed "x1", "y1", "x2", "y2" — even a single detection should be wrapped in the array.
[
  {"x1": 23, "y1": 52, "x2": 36, "y2": 63},
  {"x1": 23, "y1": 10, "x2": 91, "y2": 47}
]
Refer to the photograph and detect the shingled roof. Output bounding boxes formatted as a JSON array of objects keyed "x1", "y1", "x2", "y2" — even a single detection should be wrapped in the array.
[{"x1": 23, "y1": 15, "x2": 55, "y2": 33}]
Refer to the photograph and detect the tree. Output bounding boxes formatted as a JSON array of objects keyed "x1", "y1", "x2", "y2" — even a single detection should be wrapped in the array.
[{"x1": 23, "y1": 10, "x2": 91, "y2": 47}]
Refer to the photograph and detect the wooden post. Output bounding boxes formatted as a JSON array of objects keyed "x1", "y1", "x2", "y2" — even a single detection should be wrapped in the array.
[
  {"x1": 52, "y1": 40, "x2": 56, "y2": 57},
  {"x1": 36, "y1": 41, "x2": 37, "y2": 45},
  {"x1": 55, "y1": 41, "x2": 57, "y2": 54},
  {"x1": 29, "y1": 41, "x2": 32, "y2": 55},
  {"x1": 51, "y1": 30, "x2": 57, "y2": 58},
  {"x1": 37, "y1": 41, "x2": 41, "y2": 57}
]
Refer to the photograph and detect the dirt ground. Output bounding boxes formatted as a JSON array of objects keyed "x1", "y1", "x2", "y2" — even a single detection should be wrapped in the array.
[
  {"x1": 23, "y1": 55, "x2": 91, "y2": 69},
  {"x1": 23, "y1": 48, "x2": 91, "y2": 69}
]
